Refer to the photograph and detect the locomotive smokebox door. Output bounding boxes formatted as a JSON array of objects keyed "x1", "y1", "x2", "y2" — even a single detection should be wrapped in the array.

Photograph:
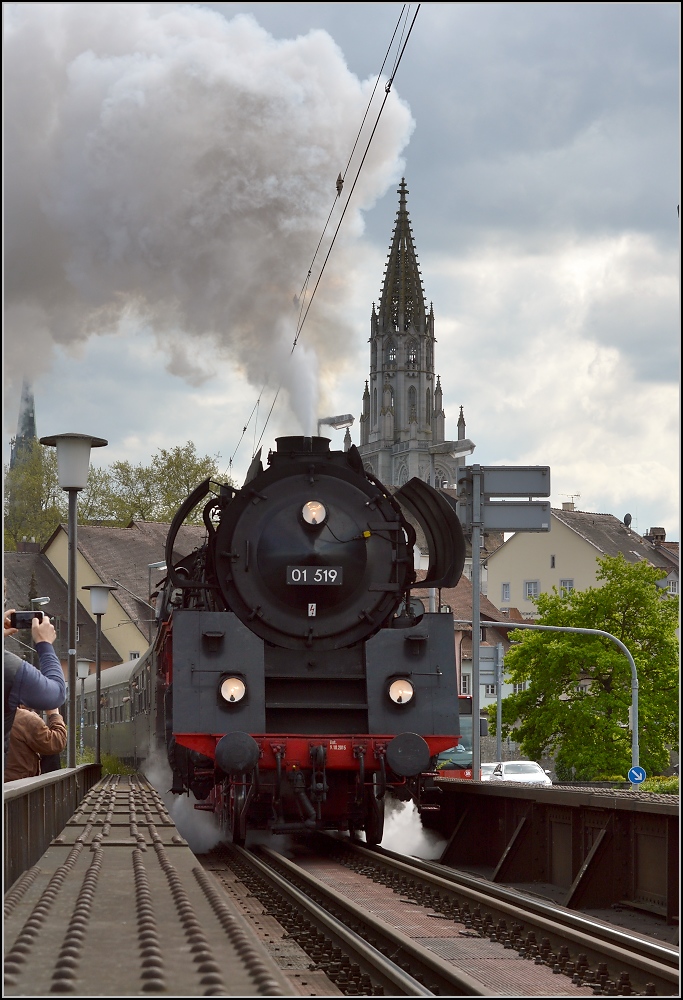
[{"x1": 214, "y1": 436, "x2": 414, "y2": 651}]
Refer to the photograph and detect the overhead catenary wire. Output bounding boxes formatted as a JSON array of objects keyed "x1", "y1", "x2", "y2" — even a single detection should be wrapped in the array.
[{"x1": 247, "y1": 4, "x2": 422, "y2": 461}]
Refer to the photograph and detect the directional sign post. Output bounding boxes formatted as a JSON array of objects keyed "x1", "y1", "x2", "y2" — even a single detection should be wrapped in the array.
[{"x1": 455, "y1": 465, "x2": 551, "y2": 781}]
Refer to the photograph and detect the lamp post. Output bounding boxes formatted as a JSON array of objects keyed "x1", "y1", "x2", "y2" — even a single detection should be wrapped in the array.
[
  {"x1": 317, "y1": 414, "x2": 354, "y2": 437},
  {"x1": 76, "y1": 658, "x2": 92, "y2": 759},
  {"x1": 82, "y1": 584, "x2": 117, "y2": 766},
  {"x1": 40, "y1": 433, "x2": 107, "y2": 768},
  {"x1": 147, "y1": 562, "x2": 167, "y2": 643}
]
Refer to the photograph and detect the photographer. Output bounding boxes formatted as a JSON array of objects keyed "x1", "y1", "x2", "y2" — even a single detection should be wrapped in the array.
[
  {"x1": 5, "y1": 705, "x2": 67, "y2": 781},
  {"x1": 4, "y1": 610, "x2": 66, "y2": 770}
]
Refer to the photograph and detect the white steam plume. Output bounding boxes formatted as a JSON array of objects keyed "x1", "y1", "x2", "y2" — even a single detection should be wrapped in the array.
[
  {"x1": 380, "y1": 796, "x2": 447, "y2": 860},
  {"x1": 4, "y1": 2, "x2": 413, "y2": 432}
]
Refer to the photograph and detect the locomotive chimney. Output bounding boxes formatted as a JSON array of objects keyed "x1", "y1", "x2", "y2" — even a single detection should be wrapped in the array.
[{"x1": 275, "y1": 436, "x2": 331, "y2": 456}]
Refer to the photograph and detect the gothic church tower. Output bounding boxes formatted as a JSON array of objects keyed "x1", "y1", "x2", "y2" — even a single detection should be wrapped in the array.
[{"x1": 358, "y1": 180, "x2": 460, "y2": 487}]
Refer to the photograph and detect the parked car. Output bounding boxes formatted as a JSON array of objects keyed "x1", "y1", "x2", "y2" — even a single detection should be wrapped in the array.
[
  {"x1": 489, "y1": 761, "x2": 552, "y2": 786},
  {"x1": 434, "y1": 745, "x2": 472, "y2": 772},
  {"x1": 479, "y1": 763, "x2": 497, "y2": 781}
]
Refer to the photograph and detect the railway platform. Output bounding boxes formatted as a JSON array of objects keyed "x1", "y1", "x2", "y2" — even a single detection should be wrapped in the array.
[{"x1": 3, "y1": 773, "x2": 295, "y2": 997}]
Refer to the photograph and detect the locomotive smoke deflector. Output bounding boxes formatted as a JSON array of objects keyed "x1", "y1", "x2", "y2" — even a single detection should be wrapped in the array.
[{"x1": 393, "y1": 477, "x2": 466, "y2": 588}]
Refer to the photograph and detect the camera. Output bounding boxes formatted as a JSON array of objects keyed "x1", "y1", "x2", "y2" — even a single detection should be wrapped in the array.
[{"x1": 9, "y1": 611, "x2": 44, "y2": 629}]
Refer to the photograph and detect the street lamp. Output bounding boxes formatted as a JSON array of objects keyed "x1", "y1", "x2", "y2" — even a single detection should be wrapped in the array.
[
  {"x1": 76, "y1": 658, "x2": 92, "y2": 759},
  {"x1": 40, "y1": 432, "x2": 108, "y2": 768},
  {"x1": 147, "y1": 562, "x2": 167, "y2": 642},
  {"x1": 317, "y1": 414, "x2": 354, "y2": 437},
  {"x1": 82, "y1": 584, "x2": 117, "y2": 766},
  {"x1": 428, "y1": 438, "x2": 476, "y2": 488}
]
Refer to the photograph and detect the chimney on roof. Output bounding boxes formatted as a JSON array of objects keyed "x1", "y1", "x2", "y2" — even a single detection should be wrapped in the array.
[
  {"x1": 645, "y1": 527, "x2": 666, "y2": 543},
  {"x1": 17, "y1": 538, "x2": 41, "y2": 553},
  {"x1": 562, "y1": 502, "x2": 574, "y2": 511}
]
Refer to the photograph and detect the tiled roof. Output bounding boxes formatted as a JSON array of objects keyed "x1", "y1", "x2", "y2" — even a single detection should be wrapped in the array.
[
  {"x1": 550, "y1": 509, "x2": 676, "y2": 572},
  {"x1": 73, "y1": 521, "x2": 207, "y2": 631},
  {"x1": 411, "y1": 571, "x2": 513, "y2": 651},
  {"x1": 3, "y1": 550, "x2": 120, "y2": 664}
]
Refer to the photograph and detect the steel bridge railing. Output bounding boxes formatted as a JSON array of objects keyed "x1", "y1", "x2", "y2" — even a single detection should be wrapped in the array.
[{"x1": 4, "y1": 764, "x2": 102, "y2": 889}]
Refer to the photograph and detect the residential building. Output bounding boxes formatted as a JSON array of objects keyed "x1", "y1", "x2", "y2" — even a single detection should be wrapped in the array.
[
  {"x1": 4, "y1": 521, "x2": 206, "y2": 674},
  {"x1": 486, "y1": 503, "x2": 679, "y2": 618}
]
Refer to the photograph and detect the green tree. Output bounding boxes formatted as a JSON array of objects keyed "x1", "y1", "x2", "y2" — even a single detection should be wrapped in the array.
[
  {"x1": 4, "y1": 440, "x2": 234, "y2": 549},
  {"x1": 78, "y1": 441, "x2": 232, "y2": 524},
  {"x1": 3, "y1": 440, "x2": 66, "y2": 550},
  {"x1": 492, "y1": 554, "x2": 679, "y2": 780}
]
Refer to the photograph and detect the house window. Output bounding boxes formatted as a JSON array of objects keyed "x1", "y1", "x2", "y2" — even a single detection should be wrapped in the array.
[
  {"x1": 501, "y1": 583, "x2": 510, "y2": 602},
  {"x1": 129, "y1": 652, "x2": 140, "y2": 660},
  {"x1": 560, "y1": 579, "x2": 574, "y2": 595},
  {"x1": 524, "y1": 581, "x2": 539, "y2": 600},
  {"x1": 550, "y1": 555, "x2": 556, "y2": 568},
  {"x1": 513, "y1": 682, "x2": 527, "y2": 694},
  {"x1": 76, "y1": 625, "x2": 80, "y2": 642},
  {"x1": 667, "y1": 580, "x2": 678, "y2": 595},
  {"x1": 485, "y1": 684, "x2": 497, "y2": 697},
  {"x1": 460, "y1": 673, "x2": 470, "y2": 695}
]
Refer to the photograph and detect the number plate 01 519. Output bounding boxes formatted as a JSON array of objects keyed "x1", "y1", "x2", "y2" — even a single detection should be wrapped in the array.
[{"x1": 287, "y1": 566, "x2": 343, "y2": 585}]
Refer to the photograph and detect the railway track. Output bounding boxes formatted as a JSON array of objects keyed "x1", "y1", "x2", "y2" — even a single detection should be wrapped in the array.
[{"x1": 201, "y1": 836, "x2": 680, "y2": 997}]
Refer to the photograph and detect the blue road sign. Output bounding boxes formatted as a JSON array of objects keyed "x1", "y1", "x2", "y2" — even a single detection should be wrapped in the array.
[{"x1": 628, "y1": 766, "x2": 647, "y2": 784}]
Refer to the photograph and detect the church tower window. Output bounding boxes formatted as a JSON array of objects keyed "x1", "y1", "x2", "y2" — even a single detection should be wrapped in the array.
[
  {"x1": 407, "y1": 340, "x2": 418, "y2": 367},
  {"x1": 372, "y1": 388, "x2": 377, "y2": 425},
  {"x1": 386, "y1": 339, "x2": 397, "y2": 365},
  {"x1": 426, "y1": 388, "x2": 432, "y2": 423},
  {"x1": 408, "y1": 386, "x2": 417, "y2": 423}
]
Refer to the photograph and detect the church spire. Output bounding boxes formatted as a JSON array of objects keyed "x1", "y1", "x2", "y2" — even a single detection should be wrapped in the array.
[
  {"x1": 10, "y1": 378, "x2": 37, "y2": 469},
  {"x1": 378, "y1": 179, "x2": 427, "y2": 334}
]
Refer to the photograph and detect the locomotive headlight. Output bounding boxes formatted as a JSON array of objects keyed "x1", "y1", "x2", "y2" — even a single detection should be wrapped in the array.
[
  {"x1": 388, "y1": 678, "x2": 414, "y2": 705},
  {"x1": 219, "y1": 677, "x2": 246, "y2": 704},
  {"x1": 301, "y1": 500, "x2": 327, "y2": 527}
]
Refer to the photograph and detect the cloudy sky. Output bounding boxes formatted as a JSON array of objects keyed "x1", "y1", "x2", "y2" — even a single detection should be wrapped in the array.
[{"x1": 3, "y1": 2, "x2": 680, "y2": 540}]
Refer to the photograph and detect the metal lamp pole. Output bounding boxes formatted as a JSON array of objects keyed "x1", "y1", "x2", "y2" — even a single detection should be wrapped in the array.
[
  {"x1": 82, "y1": 584, "x2": 117, "y2": 767},
  {"x1": 40, "y1": 433, "x2": 107, "y2": 768},
  {"x1": 76, "y1": 659, "x2": 91, "y2": 759}
]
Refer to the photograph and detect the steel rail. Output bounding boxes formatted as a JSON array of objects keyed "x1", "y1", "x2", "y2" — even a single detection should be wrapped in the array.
[
  {"x1": 229, "y1": 845, "x2": 434, "y2": 996},
  {"x1": 334, "y1": 838, "x2": 679, "y2": 995},
  {"x1": 374, "y1": 844, "x2": 679, "y2": 971},
  {"x1": 252, "y1": 844, "x2": 492, "y2": 996}
]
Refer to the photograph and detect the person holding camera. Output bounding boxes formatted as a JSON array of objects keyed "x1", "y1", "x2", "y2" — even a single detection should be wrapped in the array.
[
  {"x1": 4, "y1": 610, "x2": 66, "y2": 771},
  {"x1": 5, "y1": 705, "x2": 67, "y2": 781}
]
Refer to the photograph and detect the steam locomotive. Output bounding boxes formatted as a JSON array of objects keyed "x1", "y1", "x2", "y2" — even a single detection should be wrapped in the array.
[{"x1": 88, "y1": 435, "x2": 467, "y2": 844}]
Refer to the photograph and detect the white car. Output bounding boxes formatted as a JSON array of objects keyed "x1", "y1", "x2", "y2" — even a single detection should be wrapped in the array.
[
  {"x1": 489, "y1": 761, "x2": 552, "y2": 786},
  {"x1": 479, "y1": 763, "x2": 497, "y2": 781}
]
